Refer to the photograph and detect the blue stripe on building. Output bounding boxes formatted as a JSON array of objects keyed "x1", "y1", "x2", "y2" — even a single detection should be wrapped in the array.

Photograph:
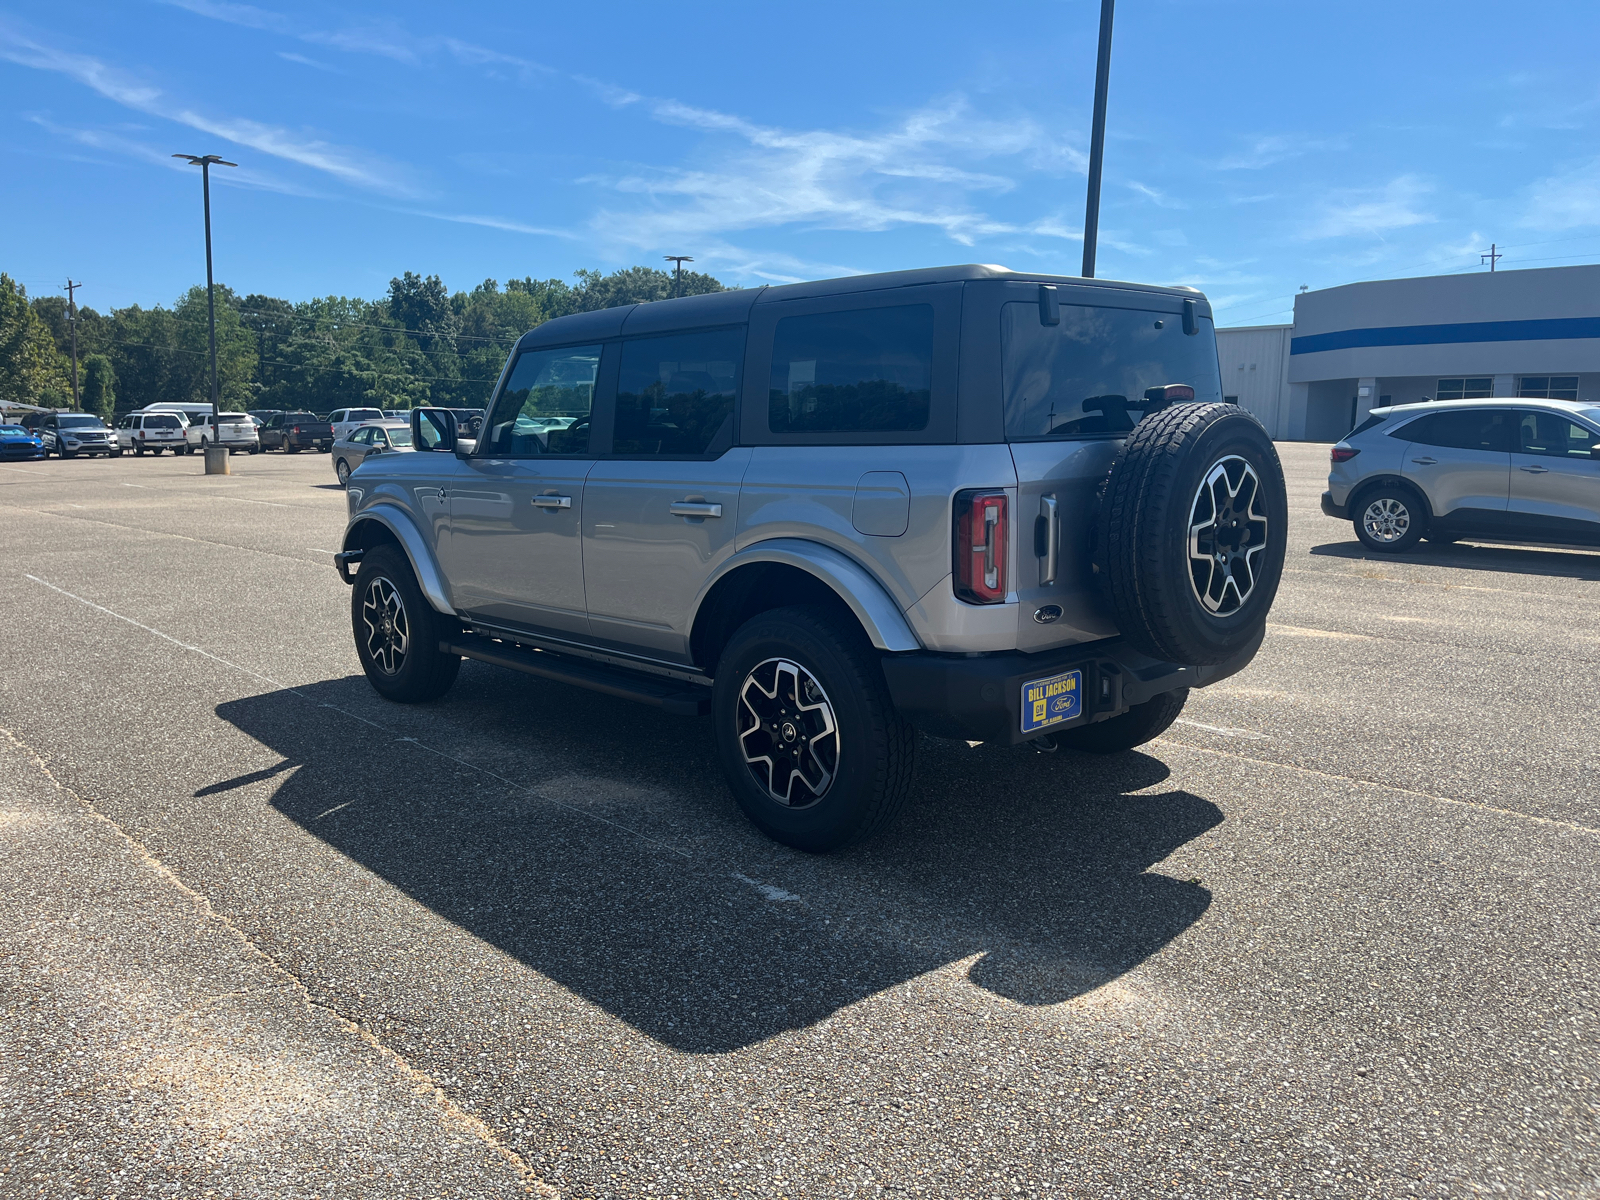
[{"x1": 1290, "y1": 316, "x2": 1600, "y2": 355}]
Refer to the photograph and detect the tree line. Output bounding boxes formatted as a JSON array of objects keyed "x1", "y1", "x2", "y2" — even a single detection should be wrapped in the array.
[{"x1": 0, "y1": 264, "x2": 726, "y2": 418}]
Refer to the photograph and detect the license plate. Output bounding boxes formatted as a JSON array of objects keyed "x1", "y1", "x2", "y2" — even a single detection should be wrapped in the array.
[{"x1": 1020, "y1": 669, "x2": 1082, "y2": 734}]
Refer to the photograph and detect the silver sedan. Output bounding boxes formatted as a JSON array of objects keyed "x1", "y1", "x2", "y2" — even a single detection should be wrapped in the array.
[{"x1": 333, "y1": 421, "x2": 413, "y2": 487}]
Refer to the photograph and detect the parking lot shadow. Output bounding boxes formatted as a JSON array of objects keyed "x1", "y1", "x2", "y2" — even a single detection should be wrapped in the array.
[
  {"x1": 1310, "y1": 538, "x2": 1600, "y2": 580},
  {"x1": 217, "y1": 672, "x2": 1219, "y2": 1053}
]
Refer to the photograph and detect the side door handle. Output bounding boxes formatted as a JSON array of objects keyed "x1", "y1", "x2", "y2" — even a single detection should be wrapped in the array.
[
  {"x1": 531, "y1": 494, "x2": 572, "y2": 509},
  {"x1": 1036, "y1": 494, "x2": 1059, "y2": 585},
  {"x1": 1410, "y1": 456, "x2": 1437, "y2": 465},
  {"x1": 669, "y1": 501, "x2": 723, "y2": 518},
  {"x1": 1519, "y1": 464, "x2": 1550, "y2": 474}
]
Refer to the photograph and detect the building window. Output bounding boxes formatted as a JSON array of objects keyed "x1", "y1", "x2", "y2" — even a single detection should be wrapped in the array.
[
  {"x1": 1517, "y1": 376, "x2": 1579, "y2": 401},
  {"x1": 1435, "y1": 377, "x2": 1493, "y2": 400}
]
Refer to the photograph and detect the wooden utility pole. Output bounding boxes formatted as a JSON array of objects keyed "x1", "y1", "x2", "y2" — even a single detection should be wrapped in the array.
[{"x1": 64, "y1": 279, "x2": 81, "y2": 407}]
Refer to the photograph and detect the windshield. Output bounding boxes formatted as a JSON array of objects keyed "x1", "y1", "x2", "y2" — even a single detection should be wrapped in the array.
[
  {"x1": 0, "y1": 425, "x2": 26, "y2": 436},
  {"x1": 385, "y1": 428, "x2": 413, "y2": 447},
  {"x1": 58, "y1": 415, "x2": 106, "y2": 429},
  {"x1": 1002, "y1": 302, "x2": 1222, "y2": 439}
]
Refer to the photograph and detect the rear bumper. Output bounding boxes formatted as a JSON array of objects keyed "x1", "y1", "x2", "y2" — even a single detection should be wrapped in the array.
[
  {"x1": 1320, "y1": 490, "x2": 1348, "y2": 520},
  {"x1": 881, "y1": 631, "x2": 1263, "y2": 746}
]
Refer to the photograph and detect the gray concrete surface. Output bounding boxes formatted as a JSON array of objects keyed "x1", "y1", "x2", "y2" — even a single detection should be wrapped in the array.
[{"x1": 0, "y1": 444, "x2": 1596, "y2": 1198}]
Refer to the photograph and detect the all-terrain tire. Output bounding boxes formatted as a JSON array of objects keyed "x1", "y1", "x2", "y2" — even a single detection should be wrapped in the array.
[
  {"x1": 1097, "y1": 403, "x2": 1287, "y2": 666},
  {"x1": 1052, "y1": 688, "x2": 1188, "y2": 754},
  {"x1": 712, "y1": 606, "x2": 915, "y2": 852},
  {"x1": 351, "y1": 546, "x2": 462, "y2": 703}
]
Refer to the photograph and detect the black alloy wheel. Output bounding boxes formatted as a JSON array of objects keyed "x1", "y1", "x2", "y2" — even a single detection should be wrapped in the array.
[{"x1": 350, "y1": 546, "x2": 461, "y2": 702}]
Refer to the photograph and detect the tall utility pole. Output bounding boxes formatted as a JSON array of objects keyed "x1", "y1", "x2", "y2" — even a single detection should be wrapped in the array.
[
  {"x1": 664, "y1": 255, "x2": 694, "y2": 298},
  {"x1": 1080, "y1": 0, "x2": 1116, "y2": 279},
  {"x1": 1481, "y1": 243, "x2": 1502, "y2": 272},
  {"x1": 63, "y1": 279, "x2": 81, "y2": 408},
  {"x1": 173, "y1": 153, "x2": 237, "y2": 471}
]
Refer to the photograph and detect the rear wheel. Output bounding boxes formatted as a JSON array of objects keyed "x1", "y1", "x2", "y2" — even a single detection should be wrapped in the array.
[
  {"x1": 351, "y1": 546, "x2": 461, "y2": 703},
  {"x1": 712, "y1": 606, "x2": 914, "y2": 852},
  {"x1": 1050, "y1": 689, "x2": 1188, "y2": 754},
  {"x1": 285, "y1": 443, "x2": 300, "y2": 454},
  {"x1": 335, "y1": 459, "x2": 351, "y2": 487},
  {"x1": 1353, "y1": 483, "x2": 1427, "y2": 552}
]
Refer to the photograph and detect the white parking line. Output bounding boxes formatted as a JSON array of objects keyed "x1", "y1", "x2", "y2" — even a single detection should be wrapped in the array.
[
  {"x1": 1173, "y1": 718, "x2": 1271, "y2": 740},
  {"x1": 220, "y1": 496, "x2": 290, "y2": 508}
]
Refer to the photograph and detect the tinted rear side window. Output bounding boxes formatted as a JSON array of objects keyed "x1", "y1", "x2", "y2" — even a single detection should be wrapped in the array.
[
  {"x1": 1396, "y1": 409, "x2": 1515, "y2": 452},
  {"x1": 1002, "y1": 302, "x2": 1221, "y2": 439},
  {"x1": 768, "y1": 305, "x2": 933, "y2": 435},
  {"x1": 615, "y1": 329, "x2": 743, "y2": 456}
]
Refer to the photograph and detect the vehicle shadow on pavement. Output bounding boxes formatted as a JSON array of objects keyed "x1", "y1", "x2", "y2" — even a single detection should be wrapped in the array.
[
  {"x1": 1309, "y1": 539, "x2": 1600, "y2": 580},
  {"x1": 216, "y1": 669, "x2": 1219, "y2": 1053}
]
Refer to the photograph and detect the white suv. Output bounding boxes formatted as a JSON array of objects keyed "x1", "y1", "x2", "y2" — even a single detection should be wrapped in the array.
[
  {"x1": 329, "y1": 408, "x2": 387, "y2": 441},
  {"x1": 116, "y1": 410, "x2": 188, "y2": 455},
  {"x1": 185, "y1": 412, "x2": 261, "y2": 454}
]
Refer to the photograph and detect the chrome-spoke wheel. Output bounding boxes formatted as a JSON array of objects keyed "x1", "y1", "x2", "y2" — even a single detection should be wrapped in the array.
[
  {"x1": 1361, "y1": 497, "x2": 1411, "y2": 544},
  {"x1": 361, "y1": 576, "x2": 409, "y2": 676},
  {"x1": 736, "y1": 658, "x2": 839, "y2": 808},
  {"x1": 1188, "y1": 455, "x2": 1269, "y2": 616}
]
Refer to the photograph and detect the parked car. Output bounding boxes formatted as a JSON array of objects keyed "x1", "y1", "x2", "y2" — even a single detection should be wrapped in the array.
[
  {"x1": 29, "y1": 411, "x2": 117, "y2": 458},
  {"x1": 248, "y1": 409, "x2": 285, "y2": 425},
  {"x1": 332, "y1": 421, "x2": 413, "y2": 486},
  {"x1": 260, "y1": 411, "x2": 335, "y2": 453},
  {"x1": 328, "y1": 408, "x2": 387, "y2": 441},
  {"x1": 442, "y1": 407, "x2": 484, "y2": 437},
  {"x1": 116, "y1": 410, "x2": 188, "y2": 455},
  {"x1": 0, "y1": 423, "x2": 45, "y2": 461},
  {"x1": 334, "y1": 264, "x2": 1287, "y2": 850},
  {"x1": 1323, "y1": 397, "x2": 1600, "y2": 551},
  {"x1": 145, "y1": 402, "x2": 220, "y2": 427},
  {"x1": 184, "y1": 412, "x2": 261, "y2": 454}
]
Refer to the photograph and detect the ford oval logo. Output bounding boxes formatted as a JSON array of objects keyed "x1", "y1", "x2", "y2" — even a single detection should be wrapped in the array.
[{"x1": 1033, "y1": 604, "x2": 1063, "y2": 624}]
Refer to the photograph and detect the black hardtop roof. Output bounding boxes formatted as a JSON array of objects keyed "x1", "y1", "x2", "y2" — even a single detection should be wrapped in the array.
[{"x1": 517, "y1": 264, "x2": 1208, "y2": 351}]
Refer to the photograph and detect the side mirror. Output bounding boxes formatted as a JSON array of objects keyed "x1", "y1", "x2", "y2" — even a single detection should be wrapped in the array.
[
  {"x1": 411, "y1": 407, "x2": 458, "y2": 453},
  {"x1": 1591, "y1": 444, "x2": 1600, "y2": 461},
  {"x1": 368, "y1": 444, "x2": 383, "y2": 455}
]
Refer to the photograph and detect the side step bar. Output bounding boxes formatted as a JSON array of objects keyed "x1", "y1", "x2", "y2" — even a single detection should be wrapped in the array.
[{"x1": 440, "y1": 634, "x2": 711, "y2": 717}]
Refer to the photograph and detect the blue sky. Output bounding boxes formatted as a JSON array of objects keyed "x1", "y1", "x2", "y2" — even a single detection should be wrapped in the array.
[{"x1": 4, "y1": 0, "x2": 1600, "y2": 325}]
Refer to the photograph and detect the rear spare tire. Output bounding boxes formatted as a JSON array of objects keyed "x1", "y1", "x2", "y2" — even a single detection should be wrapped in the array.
[{"x1": 1097, "y1": 403, "x2": 1286, "y2": 666}]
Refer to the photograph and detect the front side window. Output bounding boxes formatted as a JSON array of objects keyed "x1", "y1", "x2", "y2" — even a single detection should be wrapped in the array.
[
  {"x1": 481, "y1": 344, "x2": 600, "y2": 457},
  {"x1": 1003, "y1": 302, "x2": 1221, "y2": 439},
  {"x1": 768, "y1": 305, "x2": 933, "y2": 435},
  {"x1": 614, "y1": 329, "x2": 742, "y2": 456},
  {"x1": 1517, "y1": 376, "x2": 1580, "y2": 401},
  {"x1": 1399, "y1": 409, "x2": 1515, "y2": 452},
  {"x1": 1516, "y1": 411, "x2": 1599, "y2": 459},
  {"x1": 1435, "y1": 378, "x2": 1493, "y2": 401}
]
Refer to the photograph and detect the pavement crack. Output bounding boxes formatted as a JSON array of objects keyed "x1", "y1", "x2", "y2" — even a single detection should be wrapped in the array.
[{"x1": 0, "y1": 722, "x2": 561, "y2": 1199}]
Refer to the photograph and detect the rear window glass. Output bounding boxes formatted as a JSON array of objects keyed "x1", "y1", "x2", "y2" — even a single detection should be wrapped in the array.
[
  {"x1": 218, "y1": 414, "x2": 248, "y2": 424},
  {"x1": 768, "y1": 305, "x2": 933, "y2": 435},
  {"x1": 385, "y1": 428, "x2": 413, "y2": 447},
  {"x1": 145, "y1": 416, "x2": 180, "y2": 429},
  {"x1": 1348, "y1": 414, "x2": 1387, "y2": 437},
  {"x1": 1002, "y1": 302, "x2": 1222, "y2": 439},
  {"x1": 346, "y1": 409, "x2": 383, "y2": 422},
  {"x1": 285, "y1": 413, "x2": 321, "y2": 423},
  {"x1": 615, "y1": 329, "x2": 742, "y2": 456}
]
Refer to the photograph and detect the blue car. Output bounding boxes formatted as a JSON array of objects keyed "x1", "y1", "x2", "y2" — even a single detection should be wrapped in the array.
[{"x1": 0, "y1": 423, "x2": 45, "y2": 461}]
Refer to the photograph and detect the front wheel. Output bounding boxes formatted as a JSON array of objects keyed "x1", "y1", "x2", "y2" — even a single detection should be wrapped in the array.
[
  {"x1": 712, "y1": 606, "x2": 915, "y2": 852},
  {"x1": 1353, "y1": 484, "x2": 1427, "y2": 552},
  {"x1": 1050, "y1": 689, "x2": 1188, "y2": 754},
  {"x1": 351, "y1": 546, "x2": 461, "y2": 703}
]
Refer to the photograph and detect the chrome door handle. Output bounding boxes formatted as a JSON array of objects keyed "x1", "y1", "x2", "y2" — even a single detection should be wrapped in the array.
[
  {"x1": 669, "y1": 501, "x2": 722, "y2": 518},
  {"x1": 531, "y1": 494, "x2": 572, "y2": 509},
  {"x1": 1519, "y1": 464, "x2": 1550, "y2": 474},
  {"x1": 1410, "y1": 457, "x2": 1437, "y2": 465},
  {"x1": 1038, "y1": 494, "x2": 1059, "y2": 585}
]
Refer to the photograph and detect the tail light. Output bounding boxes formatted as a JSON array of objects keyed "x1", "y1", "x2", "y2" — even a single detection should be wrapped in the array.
[
  {"x1": 1330, "y1": 446, "x2": 1360, "y2": 463},
  {"x1": 954, "y1": 490, "x2": 1008, "y2": 604},
  {"x1": 291, "y1": 426, "x2": 301, "y2": 434}
]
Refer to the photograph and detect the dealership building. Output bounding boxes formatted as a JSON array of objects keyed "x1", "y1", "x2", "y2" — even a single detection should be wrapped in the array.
[{"x1": 1216, "y1": 263, "x2": 1600, "y2": 441}]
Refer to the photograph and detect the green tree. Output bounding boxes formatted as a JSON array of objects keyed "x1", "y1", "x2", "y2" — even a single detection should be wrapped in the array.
[
  {"x1": 0, "y1": 275, "x2": 65, "y2": 408},
  {"x1": 81, "y1": 354, "x2": 115, "y2": 419},
  {"x1": 171, "y1": 285, "x2": 258, "y2": 408}
]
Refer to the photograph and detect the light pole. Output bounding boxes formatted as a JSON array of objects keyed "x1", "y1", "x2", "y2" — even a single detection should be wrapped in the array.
[
  {"x1": 173, "y1": 153, "x2": 237, "y2": 474},
  {"x1": 1080, "y1": 0, "x2": 1115, "y2": 279},
  {"x1": 664, "y1": 255, "x2": 694, "y2": 299}
]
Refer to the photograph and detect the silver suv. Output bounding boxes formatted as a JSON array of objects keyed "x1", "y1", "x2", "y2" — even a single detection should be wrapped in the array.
[
  {"x1": 1323, "y1": 397, "x2": 1600, "y2": 552},
  {"x1": 335, "y1": 265, "x2": 1287, "y2": 850}
]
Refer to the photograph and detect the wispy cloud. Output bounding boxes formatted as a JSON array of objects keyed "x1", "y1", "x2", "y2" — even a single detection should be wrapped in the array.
[
  {"x1": 1521, "y1": 157, "x2": 1600, "y2": 230},
  {"x1": 277, "y1": 51, "x2": 335, "y2": 72},
  {"x1": 0, "y1": 23, "x2": 421, "y2": 196},
  {"x1": 1217, "y1": 133, "x2": 1346, "y2": 171},
  {"x1": 1301, "y1": 175, "x2": 1435, "y2": 240}
]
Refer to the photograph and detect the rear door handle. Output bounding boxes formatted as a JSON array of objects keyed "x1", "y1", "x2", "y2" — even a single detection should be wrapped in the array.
[
  {"x1": 1037, "y1": 494, "x2": 1059, "y2": 585},
  {"x1": 1519, "y1": 464, "x2": 1550, "y2": 474},
  {"x1": 531, "y1": 494, "x2": 572, "y2": 509},
  {"x1": 669, "y1": 501, "x2": 722, "y2": 518},
  {"x1": 1410, "y1": 457, "x2": 1437, "y2": 465}
]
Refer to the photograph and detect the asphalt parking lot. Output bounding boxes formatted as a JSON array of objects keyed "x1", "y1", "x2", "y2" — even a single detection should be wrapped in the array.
[{"x1": 2, "y1": 442, "x2": 1597, "y2": 1199}]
